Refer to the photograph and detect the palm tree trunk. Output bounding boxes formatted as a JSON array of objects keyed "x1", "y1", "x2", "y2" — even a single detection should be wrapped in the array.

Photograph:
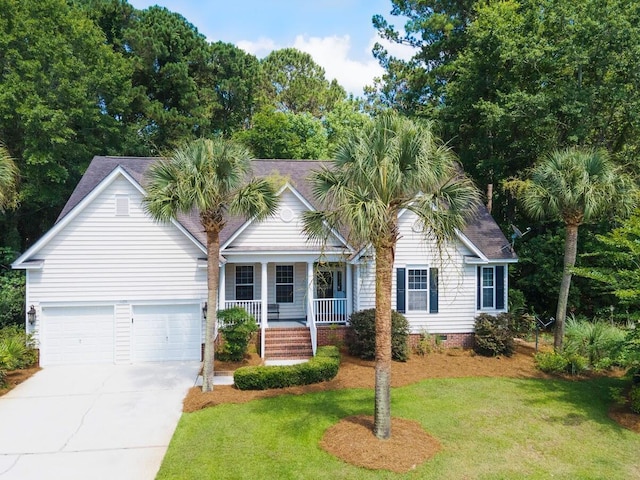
[
  {"x1": 555, "y1": 223, "x2": 579, "y2": 351},
  {"x1": 374, "y1": 241, "x2": 394, "y2": 440},
  {"x1": 202, "y1": 229, "x2": 220, "y2": 392}
]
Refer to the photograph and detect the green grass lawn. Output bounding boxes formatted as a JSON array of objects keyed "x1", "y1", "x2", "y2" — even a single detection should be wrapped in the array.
[{"x1": 158, "y1": 377, "x2": 640, "y2": 479}]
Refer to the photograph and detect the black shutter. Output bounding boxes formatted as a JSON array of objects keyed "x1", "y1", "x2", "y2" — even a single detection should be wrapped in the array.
[
  {"x1": 429, "y1": 268, "x2": 438, "y2": 313},
  {"x1": 396, "y1": 268, "x2": 406, "y2": 313},
  {"x1": 496, "y1": 265, "x2": 505, "y2": 310},
  {"x1": 477, "y1": 266, "x2": 481, "y2": 310}
]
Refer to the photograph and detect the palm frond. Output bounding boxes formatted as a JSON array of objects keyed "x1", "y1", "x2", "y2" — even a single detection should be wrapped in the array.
[{"x1": 0, "y1": 143, "x2": 19, "y2": 212}]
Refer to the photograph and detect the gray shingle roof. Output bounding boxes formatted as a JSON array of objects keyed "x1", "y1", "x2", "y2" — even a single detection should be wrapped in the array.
[{"x1": 58, "y1": 156, "x2": 516, "y2": 261}]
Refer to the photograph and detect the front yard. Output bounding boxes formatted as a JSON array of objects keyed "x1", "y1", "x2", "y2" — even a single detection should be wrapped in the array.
[{"x1": 159, "y1": 345, "x2": 640, "y2": 479}]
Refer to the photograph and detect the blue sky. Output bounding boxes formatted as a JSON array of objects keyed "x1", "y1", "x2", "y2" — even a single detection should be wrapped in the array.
[{"x1": 127, "y1": 0, "x2": 413, "y2": 97}]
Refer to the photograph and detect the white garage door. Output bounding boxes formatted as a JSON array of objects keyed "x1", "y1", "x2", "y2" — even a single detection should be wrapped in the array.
[
  {"x1": 41, "y1": 305, "x2": 115, "y2": 366},
  {"x1": 132, "y1": 304, "x2": 202, "y2": 362}
]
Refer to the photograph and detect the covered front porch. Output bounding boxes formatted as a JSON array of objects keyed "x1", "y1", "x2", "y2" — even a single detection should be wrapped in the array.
[{"x1": 218, "y1": 256, "x2": 353, "y2": 358}]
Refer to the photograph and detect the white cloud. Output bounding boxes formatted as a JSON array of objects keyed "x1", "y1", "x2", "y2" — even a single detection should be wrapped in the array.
[{"x1": 238, "y1": 34, "x2": 415, "y2": 98}]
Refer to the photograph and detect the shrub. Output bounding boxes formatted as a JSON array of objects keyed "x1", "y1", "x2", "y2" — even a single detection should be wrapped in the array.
[
  {"x1": 234, "y1": 346, "x2": 340, "y2": 390},
  {"x1": 630, "y1": 385, "x2": 640, "y2": 414},
  {"x1": 347, "y1": 309, "x2": 409, "y2": 361},
  {"x1": 534, "y1": 350, "x2": 588, "y2": 375},
  {"x1": 216, "y1": 307, "x2": 258, "y2": 362},
  {"x1": 0, "y1": 326, "x2": 37, "y2": 370},
  {"x1": 564, "y1": 317, "x2": 625, "y2": 368},
  {"x1": 0, "y1": 272, "x2": 25, "y2": 328},
  {"x1": 535, "y1": 351, "x2": 569, "y2": 374},
  {"x1": 474, "y1": 313, "x2": 515, "y2": 357}
]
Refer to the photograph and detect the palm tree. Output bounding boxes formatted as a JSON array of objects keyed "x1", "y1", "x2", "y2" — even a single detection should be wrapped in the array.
[
  {"x1": 302, "y1": 113, "x2": 480, "y2": 439},
  {"x1": 511, "y1": 147, "x2": 636, "y2": 351},
  {"x1": 0, "y1": 142, "x2": 19, "y2": 212},
  {"x1": 144, "y1": 138, "x2": 279, "y2": 392}
]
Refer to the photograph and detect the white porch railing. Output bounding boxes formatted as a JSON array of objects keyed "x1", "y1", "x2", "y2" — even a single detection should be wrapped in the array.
[
  {"x1": 313, "y1": 298, "x2": 348, "y2": 324},
  {"x1": 224, "y1": 300, "x2": 262, "y2": 325}
]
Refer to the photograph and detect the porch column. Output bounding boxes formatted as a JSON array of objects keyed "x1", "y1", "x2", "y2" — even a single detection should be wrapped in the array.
[
  {"x1": 260, "y1": 261, "x2": 268, "y2": 359},
  {"x1": 261, "y1": 262, "x2": 268, "y2": 327},
  {"x1": 306, "y1": 261, "x2": 314, "y2": 326},
  {"x1": 218, "y1": 263, "x2": 226, "y2": 310},
  {"x1": 346, "y1": 264, "x2": 353, "y2": 318}
]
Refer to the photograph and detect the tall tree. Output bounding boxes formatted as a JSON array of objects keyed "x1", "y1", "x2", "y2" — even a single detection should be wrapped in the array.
[
  {"x1": 303, "y1": 113, "x2": 479, "y2": 439},
  {"x1": 508, "y1": 148, "x2": 636, "y2": 350},
  {"x1": 0, "y1": 0, "x2": 135, "y2": 249},
  {"x1": 207, "y1": 42, "x2": 261, "y2": 135},
  {"x1": 143, "y1": 138, "x2": 278, "y2": 392},
  {"x1": 234, "y1": 108, "x2": 329, "y2": 159},
  {"x1": 373, "y1": 0, "x2": 640, "y2": 223},
  {"x1": 125, "y1": 6, "x2": 212, "y2": 150},
  {"x1": 259, "y1": 48, "x2": 345, "y2": 117},
  {"x1": 0, "y1": 143, "x2": 18, "y2": 212}
]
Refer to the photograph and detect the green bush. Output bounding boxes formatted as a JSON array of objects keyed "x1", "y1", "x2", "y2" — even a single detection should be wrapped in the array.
[
  {"x1": 630, "y1": 385, "x2": 640, "y2": 414},
  {"x1": 564, "y1": 317, "x2": 625, "y2": 368},
  {"x1": 474, "y1": 313, "x2": 515, "y2": 357},
  {"x1": 535, "y1": 351, "x2": 569, "y2": 374},
  {"x1": 234, "y1": 346, "x2": 340, "y2": 390},
  {"x1": 0, "y1": 326, "x2": 37, "y2": 370},
  {"x1": 0, "y1": 247, "x2": 25, "y2": 328},
  {"x1": 347, "y1": 309, "x2": 409, "y2": 361},
  {"x1": 216, "y1": 307, "x2": 258, "y2": 362},
  {"x1": 534, "y1": 350, "x2": 589, "y2": 375}
]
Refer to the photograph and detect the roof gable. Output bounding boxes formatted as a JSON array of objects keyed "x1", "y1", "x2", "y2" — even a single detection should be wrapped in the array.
[{"x1": 26, "y1": 156, "x2": 515, "y2": 264}]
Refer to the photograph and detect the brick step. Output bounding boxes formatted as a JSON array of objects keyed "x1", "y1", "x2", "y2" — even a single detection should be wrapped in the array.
[{"x1": 264, "y1": 327, "x2": 313, "y2": 360}]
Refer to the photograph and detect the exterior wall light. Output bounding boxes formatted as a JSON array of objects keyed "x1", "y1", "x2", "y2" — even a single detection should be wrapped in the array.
[{"x1": 27, "y1": 305, "x2": 37, "y2": 325}]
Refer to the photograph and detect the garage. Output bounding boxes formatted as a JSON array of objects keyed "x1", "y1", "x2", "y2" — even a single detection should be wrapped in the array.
[
  {"x1": 41, "y1": 305, "x2": 115, "y2": 366},
  {"x1": 132, "y1": 304, "x2": 202, "y2": 362}
]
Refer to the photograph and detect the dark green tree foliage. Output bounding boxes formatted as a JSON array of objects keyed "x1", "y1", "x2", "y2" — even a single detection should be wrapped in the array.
[
  {"x1": 125, "y1": 6, "x2": 212, "y2": 150},
  {"x1": 0, "y1": 248, "x2": 25, "y2": 327},
  {"x1": 234, "y1": 108, "x2": 329, "y2": 159},
  {"x1": 259, "y1": 48, "x2": 345, "y2": 117},
  {"x1": 369, "y1": 0, "x2": 475, "y2": 115},
  {"x1": 575, "y1": 211, "x2": 640, "y2": 314},
  {"x1": 373, "y1": 0, "x2": 640, "y2": 223},
  {"x1": 207, "y1": 42, "x2": 261, "y2": 135},
  {"x1": 0, "y1": 0, "x2": 135, "y2": 249}
]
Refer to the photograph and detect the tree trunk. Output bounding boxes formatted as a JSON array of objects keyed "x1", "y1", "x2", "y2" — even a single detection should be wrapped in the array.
[
  {"x1": 486, "y1": 183, "x2": 493, "y2": 214},
  {"x1": 202, "y1": 229, "x2": 220, "y2": 392},
  {"x1": 373, "y1": 241, "x2": 394, "y2": 440},
  {"x1": 555, "y1": 223, "x2": 579, "y2": 351}
]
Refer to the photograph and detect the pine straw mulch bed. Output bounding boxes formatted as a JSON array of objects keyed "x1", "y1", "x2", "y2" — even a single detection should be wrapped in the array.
[
  {"x1": 185, "y1": 342, "x2": 639, "y2": 473},
  {"x1": 0, "y1": 366, "x2": 41, "y2": 396}
]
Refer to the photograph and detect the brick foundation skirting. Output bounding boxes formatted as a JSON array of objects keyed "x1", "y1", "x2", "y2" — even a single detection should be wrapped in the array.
[{"x1": 203, "y1": 327, "x2": 474, "y2": 359}]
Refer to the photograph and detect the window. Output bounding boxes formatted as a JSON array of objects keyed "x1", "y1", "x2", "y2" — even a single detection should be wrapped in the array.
[
  {"x1": 482, "y1": 267, "x2": 494, "y2": 308},
  {"x1": 477, "y1": 266, "x2": 505, "y2": 310},
  {"x1": 275, "y1": 265, "x2": 294, "y2": 303},
  {"x1": 408, "y1": 268, "x2": 428, "y2": 311},
  {"x1": 235, "y1": 266, "x2": 254, "y2": 300}
]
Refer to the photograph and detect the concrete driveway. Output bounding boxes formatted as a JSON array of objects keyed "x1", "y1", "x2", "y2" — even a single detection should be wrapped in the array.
[{"x1": 0, "y1": 362, "x2": 200, "y2": 480}]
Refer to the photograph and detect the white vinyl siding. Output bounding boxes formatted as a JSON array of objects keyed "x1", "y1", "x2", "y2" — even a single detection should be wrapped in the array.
[
  {"x1": 27, "y1": 176, "x2": 207, "y2": 305},
  {"x1": 228, "y1": 188, "x2": 343, "y2": 249},
  {"x1": 358, "y1": 210, "x2": 478, "y2": 334}
]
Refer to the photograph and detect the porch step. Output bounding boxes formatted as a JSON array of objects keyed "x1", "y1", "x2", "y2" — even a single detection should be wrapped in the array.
[{"x1": 264, "y1": 327, "x2": 313, "y2": 360}]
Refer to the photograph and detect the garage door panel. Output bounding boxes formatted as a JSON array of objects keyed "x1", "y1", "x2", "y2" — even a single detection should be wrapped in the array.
[
  {"x1": 132, "y1": 304, "x2": 201, "y2": 362},
  {"x1": 42, "y1": 306, "x2": 115, "y2": 366}
]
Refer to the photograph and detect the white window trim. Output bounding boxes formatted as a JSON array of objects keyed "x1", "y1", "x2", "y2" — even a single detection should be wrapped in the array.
[
  {"x1": 407, "y1": 266, "x2": 429, "y2": 312},
  {"x1": 275, "y1": 264, "x2": 295, "y2": 304},
  {"x1": 480, "y1": 266, "x2": 496, "y2": 310},
  {"x1": 235, "y1": 265, "x2": 254, "y2": 301}
]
